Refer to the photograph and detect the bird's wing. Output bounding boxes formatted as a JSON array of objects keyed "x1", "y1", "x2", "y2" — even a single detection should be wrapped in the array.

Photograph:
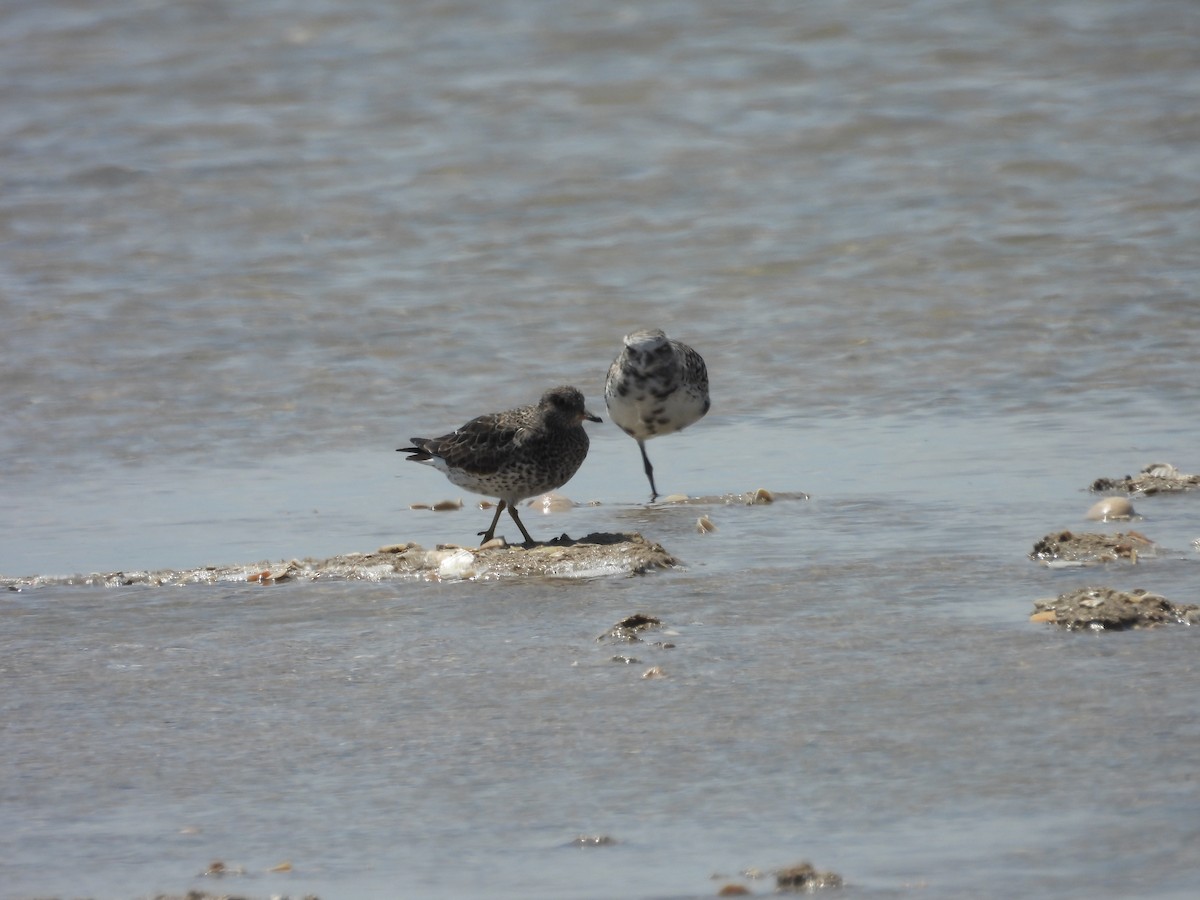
[
  {"x1": 424, "y1": 413, "x2": 525, "y2": 474},
  {"x1": 678, "y1": 343, "x2": 709, "y2": 391}
]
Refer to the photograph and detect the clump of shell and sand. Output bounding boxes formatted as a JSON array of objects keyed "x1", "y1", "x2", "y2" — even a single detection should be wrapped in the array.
[
  {"x1": 1, "y1": 489, "x2": 796, "y2": 589},
  {"x1": 1028, "y1": 461, "x2": 1200, "y2": 631}
]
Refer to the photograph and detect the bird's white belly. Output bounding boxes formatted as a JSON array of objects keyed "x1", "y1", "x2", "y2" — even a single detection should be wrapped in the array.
[{"x1": 607, "y1": 387, "x2": 707, "y2": 440}]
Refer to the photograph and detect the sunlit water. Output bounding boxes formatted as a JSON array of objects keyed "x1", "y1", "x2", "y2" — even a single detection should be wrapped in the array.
[{"x1": 2, "y1": 1, "x2": 1198, "y2": 898}]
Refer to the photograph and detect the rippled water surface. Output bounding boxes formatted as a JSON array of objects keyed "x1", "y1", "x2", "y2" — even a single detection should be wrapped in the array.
[{"x1": 2, "y1": 1, "x2": 1199, "y2": 897}]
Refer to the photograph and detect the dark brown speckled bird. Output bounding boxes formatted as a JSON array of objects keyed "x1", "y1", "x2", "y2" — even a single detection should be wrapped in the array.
[{"x1": 399, "y1": 385, "x2": 601, "y2": 546}]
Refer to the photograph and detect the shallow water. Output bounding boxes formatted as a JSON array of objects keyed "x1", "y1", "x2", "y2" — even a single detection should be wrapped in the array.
[{"x1": 2, "y1": 0, "x2": 1199, "y2": 898}]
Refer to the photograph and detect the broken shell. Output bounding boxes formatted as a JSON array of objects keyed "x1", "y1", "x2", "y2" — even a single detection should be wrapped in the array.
[
  {"x1": 378, "y1": 542, "x2": 417, "y2": 554},
  {"x1": 432, "y1": 498, "x2": 464, "y2": 511},
  {"x1": 697, "y1": 515, "x2": 717, "y2": 533},
  {"x1": 1086, "y1": 496, "x2": 1136, "y2": 521},
  {"x1": 1142, "y1": 462, "x2": 1179, "y2": 478},
  {"x1": 436, "y1": 548, "x2": 478, "y2": 580},
  {"x1": 529, "y1": 492, "x2": 576, "y2": 513}
]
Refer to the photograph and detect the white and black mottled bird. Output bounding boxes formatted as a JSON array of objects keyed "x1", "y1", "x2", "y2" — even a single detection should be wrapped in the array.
[
  {"x1": 399, "y1": 386, "x2": 601, "y2": 547},
  {"x1": 604, "y1": 328, "x2": 710, "y2": 501}
]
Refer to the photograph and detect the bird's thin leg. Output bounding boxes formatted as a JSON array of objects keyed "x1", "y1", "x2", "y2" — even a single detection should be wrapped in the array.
[
  {"x1": 478, "y1": 501, "x2": 506, "y2": 544},
  {"x1": 638, "y1": 440, "x2": 659, "y2": 501},
  {"x1": 506, "y1": 503, "x2": 536, "y2": 547}
]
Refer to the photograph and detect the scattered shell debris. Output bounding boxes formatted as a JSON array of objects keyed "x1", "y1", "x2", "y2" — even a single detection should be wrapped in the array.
[
  {"x1": 714, "y1": 862, "x2": 839, "y2": 897},
  {"x1": 409, "y1": 488, "x2": 800, "y2": 518},
  {"x1": 600, "y1": 613, "x2": 664, "y2": 643},
  {"x1": 1029, "y1": 530, "x2": 1155, "y2": 565},
  {"x1": 1, "y1": 533, "x2": 678, "y2": 589},
  {"x1": 1032, "y1": 586, "x2": 1200, "y2": 630},
  {"x1": 201, "y1": 859, "x2": 245, "y2": 878},
  {"x1": 1090, "y1": 461, "x2": 1200, "y2": 494},
  {"x1": 439, "y1": 493, "x2": 594, "y2": 513},
  {"x1": 409, "y1": 498, "x2": 464, "y2": 511},
  {"x1": 642, "y1": 665, "x2": 667, "y2": 679},
  {"x1": 1085, "y1": 496, "x2": 1137, "y2": 521},
  {"x1": 200, "y1": 857, "x2": 296, "y2": 876},
  {"x1": 656, "y1": 487, "x2": 807, "y2": 506},
  {"x1": 1027, "y1": 460, "x2": 1200, "y2": 630},
  {"x1": 775, "y1": 861, "x2": 844, "y2": 893}
]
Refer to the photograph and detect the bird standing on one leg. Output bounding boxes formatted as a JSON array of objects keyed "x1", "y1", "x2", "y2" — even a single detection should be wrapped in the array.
[
  {"x1": 399, "y1": 386, "x2": 601, "y2": 547},
  {"x1": 604, "y1": 329, "x2": 710, "y2": 501}
]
